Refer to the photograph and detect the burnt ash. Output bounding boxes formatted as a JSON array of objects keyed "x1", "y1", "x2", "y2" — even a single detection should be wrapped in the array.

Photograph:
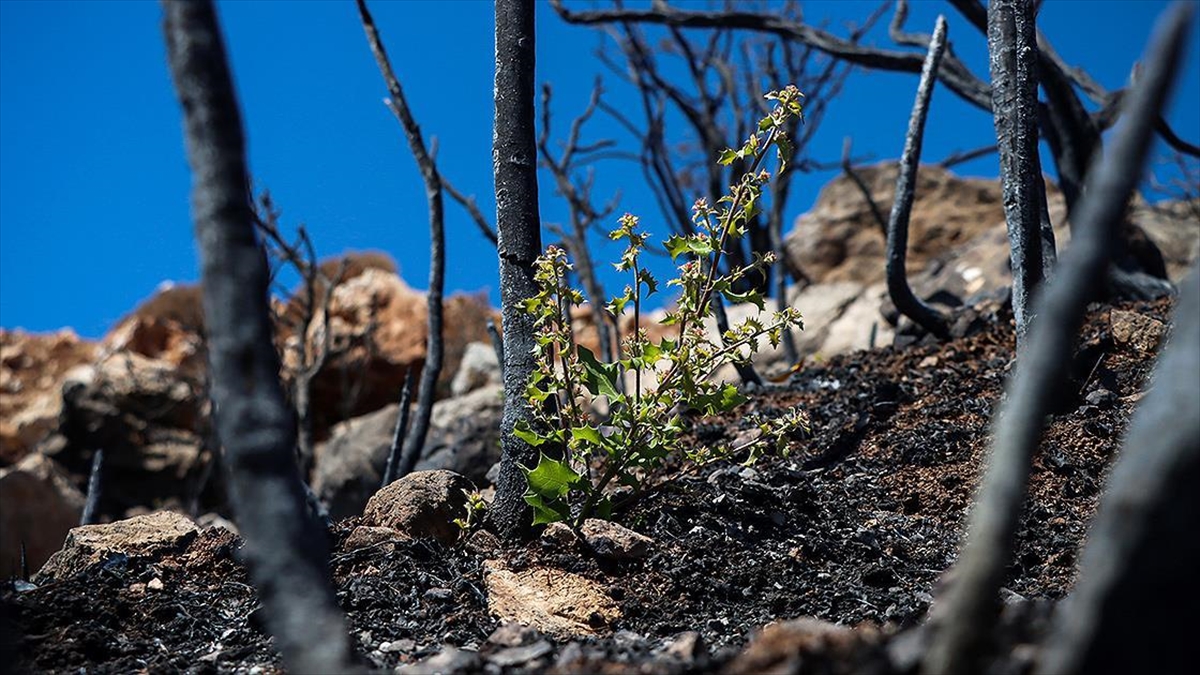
[{"x1": 2, "y1": 297, "x2": 1171, "y2": 673}]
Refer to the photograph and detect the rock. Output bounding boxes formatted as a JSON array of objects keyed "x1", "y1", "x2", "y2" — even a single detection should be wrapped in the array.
[
  {"x1": 344, "y1": 525, "x2": 408, "y2": 551},
  {"x1": 104, "y1": 282, "x2": 207, "y2": 379},
  {"x1": 282, "y1": 262, "x2": 494, "y2": 438},
  {"x1": 56, "y1": 349, "x2": 210, "y2": 512},
  {"x1": 1129, "y1": 197, "x2": 1200, "y2": 283},
  {"x1": 34, "y1": 511, "x2": 199, "y2": 583},
  {"x1": 784, "y1": 162, "x2": 1058, "y2": 286},
  {"x1": 661, "y1": 631, "x2": 704, "y2": 662},
  {"x1": 361, "y1": 470, "x2": 475, "y2": 544},
  {"x1": 313, "y1": 384, "x2": 502, "y2": 520},
  {"x1": 1111, "y1": 309, "x2": 1166, "y2": 354},
  {"x1": 0, "y1": 329, "x2": 98, "y2": 464},
  {"x1": 417, "y1": 384, "x2": 504, "y2": 481},
  {"x1": 486, "y1": 622, "x2": 543, "y2": 648},
  {"x1": 1085, "y1": 388, "x2": 1117, "y2": 408},
  {"x1": 579, "y1": 519, "x2": 654, "y2": 561},
  {"x1": 487, "y1": 641, "x2": 554, "y2": 667},
  {"x1": 483, "y1": 560, "x2": 621, "y2": 639},
  {"x1": 541, "y1": 522, "x2": 577, "y2": 549},
  {"x1": 725, "y1": 617, "x2": 881, "y2": 675},
  {"x1": 396, "y1": 646, "x2": 482, "y2": 674},
  {"x1": 450, "y1": 341, "x2": 501, "y2": 396},
  {"x1": 0, "y1": 453, "x2": 86, "y2": 578}
]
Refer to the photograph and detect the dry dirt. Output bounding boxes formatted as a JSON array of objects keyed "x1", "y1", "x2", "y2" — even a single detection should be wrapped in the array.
[{"x1": 0, "y1": 296, "x2": 1173, "y2": 674}]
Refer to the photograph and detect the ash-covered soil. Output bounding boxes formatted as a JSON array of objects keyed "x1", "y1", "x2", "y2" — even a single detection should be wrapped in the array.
[{"x1": 1, "y1": 297, "x2": 1171, "y2": 674}]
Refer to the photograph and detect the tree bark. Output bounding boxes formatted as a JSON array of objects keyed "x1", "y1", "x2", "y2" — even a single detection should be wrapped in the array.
[
  {"x1": 885, "y1": 16, "x2": 950, "y2": 341},
  {"x1": 491, "y1": 0, "x2": 544, "y2": 540},
  {"x1": 1038, "y1": 267, "x2": 1199, "y2": 675},
  {"x1": 921, "y1": 5, "x2": 1191, "y2": 672},
  {"x1": 162, "y1": 2, "x2": 351, "y2": 672},
  {"x1": 988, "y1": 0, "x2": 1046, "y2": 345}
]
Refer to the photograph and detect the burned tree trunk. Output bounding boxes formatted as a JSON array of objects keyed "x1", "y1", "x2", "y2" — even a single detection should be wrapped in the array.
[
  {"x1": 162, "y1": 1, "x2": 351, "y2": 672},
  {"x1": 988, "y1": 0, "x2": 1049, "y2": 344},
  {"x1": 1038, "y1": 267, "x2": 1199, "y2": 675},
  {"x1": 490, "y1": 0, "x2": 544, "y2": 540},
  {"x1": 885, "y1": 16, "x2": 950, "y2": 341},
  {"x1": 921, "y1": 5, "x2": 1191, "y2": 672}
]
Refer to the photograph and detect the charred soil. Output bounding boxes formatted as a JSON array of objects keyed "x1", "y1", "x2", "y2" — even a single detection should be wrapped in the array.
[{"x1": 2, "y1": 297, "x2": 1172, "y2": 673}]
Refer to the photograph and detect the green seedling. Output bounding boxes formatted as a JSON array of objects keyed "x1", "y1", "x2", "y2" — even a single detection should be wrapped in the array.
[{"x1": 517, "y1": 86, "x2": 810, "y2": 528}]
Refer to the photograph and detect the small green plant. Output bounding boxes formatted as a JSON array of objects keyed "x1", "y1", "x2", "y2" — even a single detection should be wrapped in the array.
[
  {"x1": 516, "y1": 86, "x2": 809, "y2": 528},
  {"x1": 453, "y1": 490, "x2": 488, "y2": 533}
]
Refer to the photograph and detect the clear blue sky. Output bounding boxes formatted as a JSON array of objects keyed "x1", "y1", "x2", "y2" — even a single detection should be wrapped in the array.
[{"x1": 1, "y1": 0, "x2": 1197, "y2": 338}]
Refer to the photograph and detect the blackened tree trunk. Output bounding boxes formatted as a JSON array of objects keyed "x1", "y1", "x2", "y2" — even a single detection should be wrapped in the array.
[
  {"x1": 886, "y1": 15, "x2": 950, "y2": 340},
  {"x1": 1038, "y1": 268, "x2": 1199, "y2": 675},
  {"x1": 921, "y1": 5, "x2": 1191, "y2": 672},
  {"x1": 988, "y1": 0, "x2": 1048, "y2": 344},
  {"x1": 162, "y1": 2, "x2": 351, "y2": 672},
  {"x1": 490, "y1": 0, "x2": 544, "y2": 540}
]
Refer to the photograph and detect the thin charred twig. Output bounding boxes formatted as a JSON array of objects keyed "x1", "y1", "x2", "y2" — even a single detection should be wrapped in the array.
[
  {"x1": 356, "y1": 0, "x2": 446, "y2": 481},
  {"x1": 80, "y1": 448, "x2": 104, "y2": 526},
  {"x1": 162, "y1": 2, "x2": 352, "y2": 672},
  {"x1": 442, "y1": 177, "x2": 498, "y2": 246},
  {"x1": 552, "y1": 0, "x2": 994, "y2": 111},
  {"x1": 252, "y1": 198, "x2": 347, "y2": 475},
  {"x1": 381, "y1": 367, "x2": 418, "y2": 488},
  {"x1": 491, "y1": 0, "x2": 544, "y2": 540},
  {"x1": 937, "y1": 144, "x2": 997, "y2": 168},
  {"x1": 989, "y1": 0, "x2": 1049, "y2": 345},
  {"x1": 922, "y1": 6, "x2": 1191, "y2": 672},
  {"x1": 538, "y1": 80, "x2": 621, "y2": 365},
  {"x1": 885, "y1": 16, "x2": 950, "y2": 341},
  {"x1": 842, "y1": 137, "x2": 889, "y2": 236}
]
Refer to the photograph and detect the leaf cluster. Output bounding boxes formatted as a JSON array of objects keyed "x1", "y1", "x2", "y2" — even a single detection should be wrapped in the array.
[{"x1": 517, "y1": 87, "x2": 810, "y2": 528}]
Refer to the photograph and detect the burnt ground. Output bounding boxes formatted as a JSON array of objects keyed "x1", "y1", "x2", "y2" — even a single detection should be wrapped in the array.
[{"x1": 1, "y1": 297, "x2": 1173, "y2": 674}]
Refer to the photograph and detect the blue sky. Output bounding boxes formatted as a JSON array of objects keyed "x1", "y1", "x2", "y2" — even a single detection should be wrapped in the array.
[{"x1": 1, "y1": 0, "x2": 1197, "y2": 339}]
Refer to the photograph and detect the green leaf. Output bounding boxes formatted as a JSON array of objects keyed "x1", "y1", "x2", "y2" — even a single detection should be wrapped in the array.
[
  {"x1": 513, "y1": 419, "x2": 550, "y2": 446},
  {"x1": 522, "y1": 453, "x2": 581, "y2": 499},
  {"x1": 718, "y1": 148, "x2": 738, "y2": 166},
  {"x1": 571, "y1": 425, "x2": 606, "y2": 447},
  {"x1": 577, "y1": 346, "x2": 622, "y2": 399},
  {"x1": 525, "y1": 493, "x2": 572, "y2": 525},
  {"x1": 664, "y1": 235, "x2": 691, "y2": 261}
]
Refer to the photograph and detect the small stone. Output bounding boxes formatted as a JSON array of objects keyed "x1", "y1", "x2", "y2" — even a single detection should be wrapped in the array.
[
  {"x1": 1111, "y1": 310, "x2": 1166, "y2": 354},
  {"x1": 1085, "y1": 388, "x2": 1117, "y2": 407},
  {"x1": 487, "y1": 640, "x2": 553, "y2": 667},
  {"x1": 146, "y1": 577, "x2": 163, "y2": 591},
  {"x1": 423, "y1": 588, "x2": 453, "y2": 603},
  {"x1": 486, "y1": 621, "x2": 541, "y2": 648},
  {"x1": 918, "y1": 355, "x2": 940, "y2": 368},
  {"x1": 380, "y1": 638, "x2": 415, "y2": 653},
  {"x1": 464, "y1": 529, "x2": 501, "y2": 556},
  {"x1": 540, "y1": 522, "x2": 576, "y2": 549},
  {"x1": 661, "y1": 631, "x2": 703, "y2": 662},
  {"x1": 579, "y1": 519, "x2": 654, "y2": 561},
  {"x1": 345, "y1": 525, "x2": 407, "y2": 551},
  {"x1": 397, "y1": 646, "x2": 481, "y2": 674}
]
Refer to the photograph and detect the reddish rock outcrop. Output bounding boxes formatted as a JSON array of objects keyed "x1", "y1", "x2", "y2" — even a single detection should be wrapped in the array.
[{"x1": 0, "y1": 329, "x2": 98, "y2": 464}]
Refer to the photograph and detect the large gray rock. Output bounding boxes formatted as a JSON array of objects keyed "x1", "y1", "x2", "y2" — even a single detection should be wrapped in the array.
[{"x1": 313, "y1": 384, "x2": 502, "y2": 520}]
